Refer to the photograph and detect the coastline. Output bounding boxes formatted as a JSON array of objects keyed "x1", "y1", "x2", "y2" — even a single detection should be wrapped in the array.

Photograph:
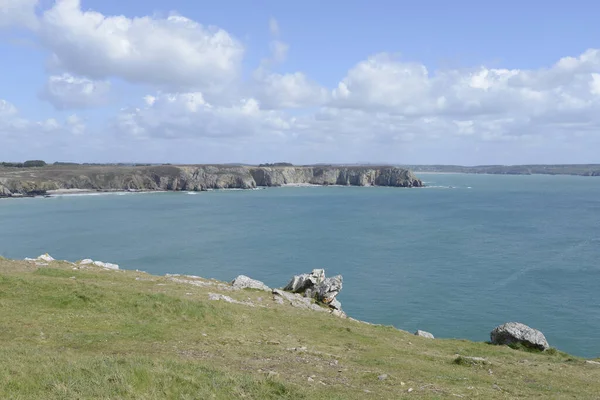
[{"x1": 2, "y1": 255, "x2": 600, "y2": 398}]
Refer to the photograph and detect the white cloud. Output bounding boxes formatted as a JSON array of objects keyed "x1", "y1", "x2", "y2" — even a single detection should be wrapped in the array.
[
  {"x1": 0, "y1": 98, "x2": 71, "y2": 137},
  {"x1": 40, "y1": 73, "x2": 110, "y2": 109},
  {"x1": 269, "y1": 40, "x2": 288, "y2": 64},
  {"x1": 110, "y1": 47, "x2": 600, "y2": 164},
  {"x1": 328, "y1": 51, "x2": 600, "y2": 142},
  {"x1": 253, "y1": 71, "x2": 329, "y2": 109},
  {"x1": 269, "y1": 17, "x2": 279, "y2": 36},
  {"x1": 66, "y1": 114, "x2": 85, "y2": 135},
  {"x1": 0, "y1": 99, "x2": 18, "y2": 116},
  {"x1": 0, "y1": 0, "x2": 38, "y2": 29},
  {"x1": 37, "y1": 0, "x2": 243, "y2": 93},
  {"x1": 3, "y1": 3, "x2": 600, "y2": 164},
  {"x1": 590, "y1": 73, "x2": 600, "y2": 96},
  {"x1": 116, "y1": 92, "x2": 292, "y2": 140}
]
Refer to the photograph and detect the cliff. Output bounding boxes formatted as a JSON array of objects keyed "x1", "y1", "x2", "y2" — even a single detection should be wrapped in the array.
[{"x1": 0, "y1": 165, "x2": 422, "y2": 197}]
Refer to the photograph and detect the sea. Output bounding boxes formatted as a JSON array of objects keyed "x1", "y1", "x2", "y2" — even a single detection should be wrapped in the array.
[{"x1": 1, "y1": 173, "x2": 599, "y2": 357}]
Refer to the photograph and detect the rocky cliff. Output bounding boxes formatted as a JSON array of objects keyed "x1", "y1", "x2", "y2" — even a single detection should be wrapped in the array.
[{"x1": 0, "y1": 165, "x2": 422, "y2": 197}]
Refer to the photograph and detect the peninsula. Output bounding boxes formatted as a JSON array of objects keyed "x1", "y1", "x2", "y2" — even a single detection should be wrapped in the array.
[{"x1": 0, "y1": 163, "x2": 422, "y2": 198}]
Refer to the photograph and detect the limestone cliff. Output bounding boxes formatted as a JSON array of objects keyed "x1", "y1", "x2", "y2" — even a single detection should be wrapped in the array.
[{"x1": 0, "y1": 165, "x2": 422, "y2": 197}]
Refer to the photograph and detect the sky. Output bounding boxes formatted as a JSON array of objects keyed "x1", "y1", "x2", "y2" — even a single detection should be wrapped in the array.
[{"x1": 1, "y1": 0, "x2": 600, "y2": 165}]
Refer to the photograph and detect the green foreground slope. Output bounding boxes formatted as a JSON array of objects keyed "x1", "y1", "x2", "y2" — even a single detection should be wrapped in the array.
[{"x1": 0, "y1": 258, "x2": 599, "y2": 399}]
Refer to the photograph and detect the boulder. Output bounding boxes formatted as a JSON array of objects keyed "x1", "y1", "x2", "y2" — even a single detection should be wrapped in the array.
[
  {"x1": 93, "y1": 261, "x2": 119, "y2": 270},
  {"x1": 231, "y1": 275, "x2": 271, "y2": 291},
  {"x1": 315, "y1": 275, "x2": 343, "y2": 304},
  {"x1": 414, "y1": 330, "x2": 434, "y2": 339},
  {"x1": 281, "y1": 269, "x2": 344, "y2": 314},
  {"x1": 37, "y1": 253, "x2": 55, "y2": 262},
  {"x1": 272, "y1": 289, "x2": 326, "y2": 312},
  {"x1": 329, "y1": 298, "x2": 343, "y2": 311},
  {"x1": 283, "y1": 269, "x2": 325, "y2": 293},
  {"x1": 490, "y1": 322, "x2": 549, "y2": 351}
]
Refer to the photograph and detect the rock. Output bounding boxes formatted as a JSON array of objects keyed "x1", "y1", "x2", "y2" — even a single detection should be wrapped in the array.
[
  {"x1": 37, "y1": 253, "x2": 54, "y2": 262},
  {"x1": 283, "y1": 269, "x2": 325, "y2": 293},
  {"x1": 77, "y1": 258, "x2": 119, "y2": 270},
  {"x1": 454, "y1": 355, "x2": 489, "y2": 365},
  {"x1": 329, "y1": 298, "x2": 343, "y2": 310},
  {"x1": 586, "y1": 360, "x2": 600, "y2": 365},
  {"x1": 231, "y1": 275, "x2": 271, "y2": 291},
  {"x1": 490, "y1": 322, "x2": 549, "y2": 351},
  {"x1": 331, "y1": 309, "x2": 347, "y2": 318},
  {"x1": 315, "y1": 275, "x2": 343, "y2": 304},
  {"x1": 92, "y1": 261, "x2": 119, "y2": 270},
  {"x1": 414, "y1": 330, "x2": 434, "y2": 339},
  {"x1": 378, "y1": 374, "x2": 388, "y2": 381},
  {"x1": 272, "y1": 289, "x2": 327, "y2": 312}
]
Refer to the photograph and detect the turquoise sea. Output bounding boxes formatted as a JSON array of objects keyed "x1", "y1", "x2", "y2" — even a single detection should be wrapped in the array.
[{"x1": 1, "y1": 173, "x2": 599, "y2": 357}]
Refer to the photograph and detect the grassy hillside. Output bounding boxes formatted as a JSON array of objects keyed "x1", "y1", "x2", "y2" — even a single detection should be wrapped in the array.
[{"x1": 1, "y1": 258, "x2": 599, "y2": 399}]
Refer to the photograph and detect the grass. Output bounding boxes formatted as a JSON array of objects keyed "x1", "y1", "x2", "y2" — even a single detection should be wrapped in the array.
[{"x1": 1, "y1": 259, "x2": 600, "y2": 399}]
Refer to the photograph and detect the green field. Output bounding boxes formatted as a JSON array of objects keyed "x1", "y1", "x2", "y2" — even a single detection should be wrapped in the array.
[{"x1": 1, "y1": 258, "x2": 598, "y2": 399}]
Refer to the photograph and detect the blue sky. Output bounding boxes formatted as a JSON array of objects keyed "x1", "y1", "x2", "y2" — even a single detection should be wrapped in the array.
[{"x1": 1, "y1": 0, "x2": 599, "y2": 164}]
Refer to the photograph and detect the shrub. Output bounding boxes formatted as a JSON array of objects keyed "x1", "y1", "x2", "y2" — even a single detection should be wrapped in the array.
[{"x1": 23, "y1": 160, "x2": 47, "y2": 167}]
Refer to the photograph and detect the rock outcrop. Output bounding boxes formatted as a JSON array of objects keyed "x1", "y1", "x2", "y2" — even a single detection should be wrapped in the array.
[
  {"x1": 231, "y1": 275, "x2": 271, "y2": 291},
  {"x1": 490, "y1": 322, "x2": 549, "y2": 351},
  {"x1": 281, "y1": 269, "x2": 344, "y2": 314},
  {"x1": 283, "y1": 269, "x2": 325, "y2": 293},
  {"x1": 0, "y1": 165, "x2": 422, "y2": 197},
  {"x1": 78, "y1": 259, "x2": 120, "y2": 270},
  {"x1": 415, "y1": 330, "x2": 435, "y2": 339}
]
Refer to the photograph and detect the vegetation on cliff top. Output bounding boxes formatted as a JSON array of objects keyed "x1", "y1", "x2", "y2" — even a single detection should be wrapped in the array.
[{"x1": 0, "y1": 258, "x2": 599, "y2": 399}]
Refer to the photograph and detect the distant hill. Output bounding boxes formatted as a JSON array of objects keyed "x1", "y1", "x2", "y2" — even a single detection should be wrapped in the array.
[{"x1": 399, "y1": 164, "x2": 600, "y2": 177}]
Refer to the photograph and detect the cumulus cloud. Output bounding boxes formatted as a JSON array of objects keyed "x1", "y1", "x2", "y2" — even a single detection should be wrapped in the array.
[
  {"x1": 37, "y1": 0, "x2": 243, "y2": 93},
  {"x1": 0, "y1": 98, "x2": 66, "y2": 137},
  {"x1": 40, "y1": 74, "x2": 110, "y2": 109},
  {"x1": 66, "y1": 114, "x2": 85, "y2": 135},
  {"x1": 107, "y1": 48, "x2": 600, "y2": 164},
  {"x1": 253, "y1": 71, "x2": 329, "y2": 109},
  {"x1": 0, "y1": 0, "x2": 38, "y2": 29},
  {"x1": 2, "y1": 2, "x2": 600, "y2": 164},
  {"x1": 116, "y1": 92, "x2": 292, "y2": 140},
  {"x1": 329, "y1": 51, "x2": 600, "y2": 142}
]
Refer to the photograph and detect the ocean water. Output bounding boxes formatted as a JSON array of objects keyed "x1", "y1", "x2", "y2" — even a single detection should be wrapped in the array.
[{"x1": 1, "y1": 173, "x2": 599, "y2": 357}]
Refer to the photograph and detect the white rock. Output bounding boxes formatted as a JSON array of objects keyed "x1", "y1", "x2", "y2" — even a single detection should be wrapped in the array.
[
  {"x1": 79, "y1": 259, "x2": 94, "y2": 265},
  {"x1": 491, "y1": 322, "x2": 549, "y2": 351},
  {"x1": 414, "y1": 330, "x2": 435, "y2": 339},
  {"x1": 37, "y1": 254, "x2": 55, "y2": 262},
  {"x1": 90, "y1": 260, "x2": 119, "y2": 270},
  {"x1": 231, "y1": 275, "x2": 271, "y2": 291}
]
